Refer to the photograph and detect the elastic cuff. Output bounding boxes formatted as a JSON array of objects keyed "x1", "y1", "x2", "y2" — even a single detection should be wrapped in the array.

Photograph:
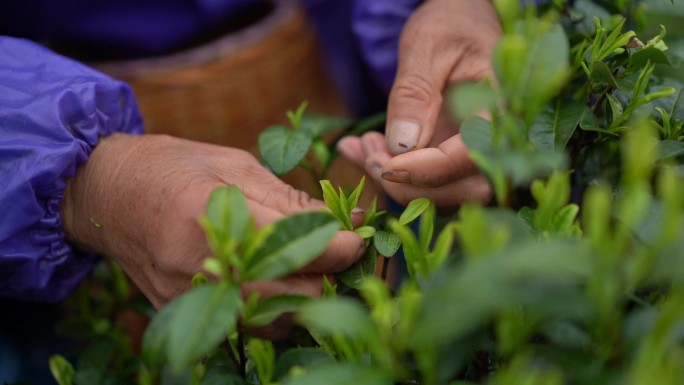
[{"x1": 0, "y1": 36, "x2": 144, "y2": 302}]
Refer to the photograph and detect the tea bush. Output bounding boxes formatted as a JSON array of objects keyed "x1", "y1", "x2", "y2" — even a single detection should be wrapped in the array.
[{"x1": 51, "y1": 0, "x2": 684, "y2": 384}]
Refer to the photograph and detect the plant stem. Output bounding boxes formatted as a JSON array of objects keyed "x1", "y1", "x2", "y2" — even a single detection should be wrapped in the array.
[
  {"x1": 238, "y1": 326, "x2": 247, "y2": 378},
  {"x1": 381, "y1": 257, "x2": 389, "y2": 282},
  {"x1": 221, "y1": 339, "x2": 241, "y2": 375},
  {"x1": 593, "y1": 88, "x2": 610, "y2": 114}
]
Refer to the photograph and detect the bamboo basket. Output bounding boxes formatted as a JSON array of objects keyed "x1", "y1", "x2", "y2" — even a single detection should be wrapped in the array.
[
  {"x1": 92, "y1": 0, "x2": 347, "y2": 152},
  {"x1": 90, "y1": 0, "x2": 373, "y2": 196}
]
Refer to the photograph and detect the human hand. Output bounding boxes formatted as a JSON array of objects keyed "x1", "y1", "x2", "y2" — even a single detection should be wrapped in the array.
[
  {"x1": 338, "y1": 0, "x2": 500, "y2": 208},
  {"x1": 61, "y1": 134, "x2": 364, "y2": 333}
]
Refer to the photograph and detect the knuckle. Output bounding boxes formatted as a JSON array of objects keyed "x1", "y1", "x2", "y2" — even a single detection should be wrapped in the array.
[
  {"x1": 392, "y1": 73, "x2": 439, "y2": 106},
  {"x1": 290, "y1": 188, "x2": 313, "y2": 211},
  {"x1": 272, "y1": 186, "x2": 315, "y2": 213}
]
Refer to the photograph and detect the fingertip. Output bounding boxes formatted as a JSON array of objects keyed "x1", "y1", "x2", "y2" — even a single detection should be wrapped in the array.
[
  {"x1": 336, "y1": 137, "x2": 365, "y2": 168},
  {"x1": 365, "y1": 151, "x2": 392, "y2": 181},
  {"x1": 360, "y1": 131, "x2": 387, "y2": 156},
  {"x1": 301, "y1": 230, "x2": 365, "y2": 274},
  {"x1": 350, "y1": 207, "x2": 366, "y2": 228}
]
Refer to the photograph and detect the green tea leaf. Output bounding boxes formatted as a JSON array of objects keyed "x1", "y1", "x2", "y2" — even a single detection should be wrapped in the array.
[
  {"x1": 300, "y1": 115, "x2": 352, "y2": 137},
  {"x1": 373, "y1": 230, "x2": 402, "y2": 257},
  {"x1": 607, "y1": 94, "x2": 624, "y2": 120},
  {"x1": 518, "y1": 206, "x2": 536, "y2": 233},
  {"x1": 658, "y1": 140, "x2": 684, "y2": 160},
  {"x1": 415, "y1": 239, "x2": 592, "y2": 346},
  {"x1": 448, "y1": 81, "x2": 498, "y2": 120},
  {"x1": 242, "y1": 223, "x2": 276, "y2": 267},
  {"x1": 281, "y1": 362, "x2": 392, "y2": 385},
  {"x1": 168, "y1": 283, "x2": 241, "y2": 372},
  {"x1": 259, "y1": 126, "x2": 313, "y2": 175},
  {"x1": 388, "y1": 218, "x2": 422, "y2": 278},
  {"x1": 529, "y1": 100, "x2": 586, "y2": 151},
  {"x1": 541, "y1": 321, "x2": 592, "y2": 350},
  {"x1": 141, "y1": 297, "x2": 183, "y2": 370},
  {"x1": 274, "y1": 348, "x2": 335, "y2": 380},
  {"x1": 310, "y1": 138, "x2": 331, "y2": 170},
  {"x1": 296, "y1": 297, "x2": 378, "y2": 341},
  {"x1": 418, "y1": 201, "x2": 436, "y2": 252},
  {"x1": 494, "y1": 22, "x2": 570, "y2": 122},
  {"x1": 202, "y1": 351, "x2": 245, "y2": 385},
  {"x1": 346, "y1": 176, "x2": 366, "y2": 213},
  {"x1": 287, "y1": 101, "x2": 309, "y2": 129},
  {"x1": 244, "y1": 295, "x2": 309, "y2": 327},
  {"x1": 627, "y1": 292, "x2": 684, "y2": 384},
  {"x1": 346, "y1": 112, "x2": 387, "y2": 137},
  {"x1": 493, "y1": 0, "x2": 520, "y2": 33},
  {"x1": 203, "y1": 258, "x2": 223, "y2": 277},
  {"x1": 460, "y1": 116, "x2": 494, "y2": 154},
  {"x1": 247, "y1": 339, "x2": 276, "y2": 385},
  {"x1": 202, "y1": 371, "x2": 246, "y2": 385},
  {"x1": 630, "y1": 47, "x2": 671, "y2": 69},
  {"x1": 399, "y1": 198, "x2": 431, "y2": 225},
  {"x1": 192, "y1": 272, "x2": 209, "y2": 287},
  {"x1": 320, "y1": 180, "x2": 352, "y2": 230},
  {"x1": 551, "y1": 204, "x2": 581, "y2": 235},
  {"x1": 355, "y1": 225, "x2": 376, "y2": 239},
  {"x1": 338, "y1": 247, "x2": 377, "y2": 289},
  {"x1": 49, "y1": 355, "x2": 75, "y2": 385},
  {"x1": 362, "y1": 196, "x2": 385, "y2": 227},
  {"x1": 531, "y1": 171, "x2": 573, "y2": 231},
  {"x1": 590, "y1": 61, "x2": 620, "y2": 88},
  {"x1": 202, "y1": 186, "x2": 250, "y2": 250},
  {"x1": 494, "y1": 149, "x2": 567, "y2": 187},
  {"x1": 469, "y1": 151, "x2": 508, "y2": 205},
  {"x1": 454, "y1": 206, "x2": 529, "y2": 260},
  {"x1": 245, "y1": 212, "x2": 339, "y2": 280},
  {"x1": 427, "y1": 222, "x2": 457, "y2": 272},
  {"x1": 323, "y1": 275, "x2": 337, "y2": 297}
]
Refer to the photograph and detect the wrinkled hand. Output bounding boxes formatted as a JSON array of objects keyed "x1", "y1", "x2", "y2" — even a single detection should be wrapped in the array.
[
  {"x1": 62, "y1": 134, "x2": 364, "y2": 334},
  {"x1": 338, "y1": 0, "x2": 500, "y2": 208}
]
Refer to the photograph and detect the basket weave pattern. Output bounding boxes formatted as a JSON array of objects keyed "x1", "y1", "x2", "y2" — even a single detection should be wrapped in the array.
[{"x1": 93, "y1": 1, "x2": 348, "y2": 153}]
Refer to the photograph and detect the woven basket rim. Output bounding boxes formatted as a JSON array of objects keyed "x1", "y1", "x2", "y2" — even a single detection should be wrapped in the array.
[{"x1": 91, "y1": 0, "x2": 296, "y2": 77}]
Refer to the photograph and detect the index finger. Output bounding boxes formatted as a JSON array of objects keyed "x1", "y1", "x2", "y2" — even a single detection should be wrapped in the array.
[
  {"x1": 299, "y1": 230, "x2": 365, "y2": 274},
  {"x1": 380, "y1": 134, "x2": 479, "y2": 187}
]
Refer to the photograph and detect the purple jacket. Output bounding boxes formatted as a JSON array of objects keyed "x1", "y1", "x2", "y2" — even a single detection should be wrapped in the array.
[
  {"x1": 0, "y1": 37, "x2": 144, "y2": 301},
  {"x1": 0, "y1": 0, "x2": 416, "y2": 302}
]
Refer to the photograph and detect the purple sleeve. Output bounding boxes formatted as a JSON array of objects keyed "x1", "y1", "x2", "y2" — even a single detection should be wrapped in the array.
[
  {"x1": 0, "y1": 36, "x2": 144, "y2": 302},
  {"x1": 351, "y1": 0, "x2": 422, "y2": 93}
]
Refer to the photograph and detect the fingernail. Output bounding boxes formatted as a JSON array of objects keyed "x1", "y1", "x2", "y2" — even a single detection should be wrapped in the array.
[
  {"x1": 382, "y1": 170, "x2": 411, "y2": 184},
  {"x1": 351, "y1": 207, "x2": 365, "y2": 215},
  {"x1": 388, "y1": 120, "x2": 420, "y2": 154}
]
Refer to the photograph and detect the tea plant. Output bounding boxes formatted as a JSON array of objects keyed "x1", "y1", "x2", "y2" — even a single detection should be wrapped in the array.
[
  {"x1": 259, "y1": 101, "x2": 385, "y2": 185},
  {"x1": 49, "y1": 261, "x2": 148, "y2": 385},
  {"x1": 51, "y1": 0, "x2": 684, "y2": 384}
]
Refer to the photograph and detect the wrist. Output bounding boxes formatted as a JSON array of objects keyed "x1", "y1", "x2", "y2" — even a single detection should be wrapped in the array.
[{"x1": 61, "y1": 133, "x2": 156, "y2": 264}]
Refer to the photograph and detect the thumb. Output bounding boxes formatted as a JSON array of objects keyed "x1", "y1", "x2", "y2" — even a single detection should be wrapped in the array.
[
  {"x1": 385, "y1": 39, "x2": 453, "y2": 156},
  {"x1": 386, "y1": 69, "x2": 444, "y2": 155}
]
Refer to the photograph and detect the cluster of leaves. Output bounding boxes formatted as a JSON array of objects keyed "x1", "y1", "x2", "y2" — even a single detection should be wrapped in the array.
[
  {"x1": 49, "y1": 261, "x2": 149, "y2": 385},
  {"x1": 51, "y1": 0, "x2": 684, "y2": 384},
  {"x1": 259, "y1": 101, "x2": 385, "y2": 185}
]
